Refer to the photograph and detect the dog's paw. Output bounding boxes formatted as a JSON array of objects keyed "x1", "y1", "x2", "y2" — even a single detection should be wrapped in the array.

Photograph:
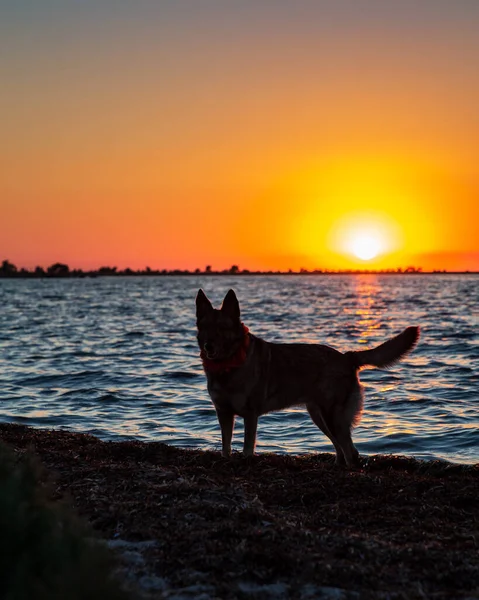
[{"x1": 344, "y1": 455, "x2": 362, "y2": 470}]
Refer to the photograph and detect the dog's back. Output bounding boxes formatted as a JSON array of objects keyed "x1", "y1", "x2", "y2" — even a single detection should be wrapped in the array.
[
  {"x1": 233, "y1": 336, "x2": 353, "y2": 415},
  {"x1": 208, "y1": 326, "x2": 418, "y2": 416}
]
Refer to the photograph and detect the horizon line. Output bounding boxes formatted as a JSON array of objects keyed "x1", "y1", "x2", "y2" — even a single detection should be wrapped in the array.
[{"x1": 1, "y1": 260, "x2": 478, "y2": 277}]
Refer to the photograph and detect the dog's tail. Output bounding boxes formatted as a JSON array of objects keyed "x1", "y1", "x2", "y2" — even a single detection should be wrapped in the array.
[{"x1": 347, "y1": 326, "x2": 420, "y2": 370}]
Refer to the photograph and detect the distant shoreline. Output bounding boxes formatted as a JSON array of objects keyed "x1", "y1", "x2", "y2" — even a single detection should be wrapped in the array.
[
  {"x1": 0, "y1": 270, "x2": 477, "y2": 279},
  {"x1": 1, "y1": 259, "x2": 478, "y2": 278}
]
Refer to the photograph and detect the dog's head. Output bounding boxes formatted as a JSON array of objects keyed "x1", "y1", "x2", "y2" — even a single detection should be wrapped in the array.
[{"x1": 196, "y1": 289, "x2": 244, "y2": 360}]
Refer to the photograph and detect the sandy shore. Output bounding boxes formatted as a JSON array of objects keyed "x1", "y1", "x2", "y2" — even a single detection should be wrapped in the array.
[{"x1": 1, "y1": 423, "x2": 477, "y2": 599}]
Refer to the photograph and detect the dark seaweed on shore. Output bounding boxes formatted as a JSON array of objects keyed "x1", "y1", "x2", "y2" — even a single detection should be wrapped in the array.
[{"x1": 1, "y1": 423, "x2": 478, "y2": 599}]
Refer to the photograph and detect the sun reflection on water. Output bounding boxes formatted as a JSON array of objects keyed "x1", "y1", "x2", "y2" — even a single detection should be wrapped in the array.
[{"x1": 351, "y1": 275, "x2": 384, "y2": 343}]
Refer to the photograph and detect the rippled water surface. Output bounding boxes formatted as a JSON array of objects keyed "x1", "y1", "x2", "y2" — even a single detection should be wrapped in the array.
[{"x1": 0, "y1": 275, "x2": 477, "y2": 463}]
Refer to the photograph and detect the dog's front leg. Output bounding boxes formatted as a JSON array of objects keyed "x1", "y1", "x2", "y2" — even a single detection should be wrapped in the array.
[
  {"x1": 216, "y1": 408, "x2": 235, "y2": 457},
  {"x1": 243, "y1": 412, "x2": 258, "y2": 457}
]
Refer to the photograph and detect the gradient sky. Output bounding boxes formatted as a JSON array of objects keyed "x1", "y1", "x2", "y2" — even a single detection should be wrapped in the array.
[{"x1": 1, "y1": 1, "x2": 478, "y2": 271}]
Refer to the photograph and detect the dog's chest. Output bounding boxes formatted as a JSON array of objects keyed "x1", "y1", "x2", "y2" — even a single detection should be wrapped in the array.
[{"x1": 208, "y1": 377, "x2": 250, "y2": 415}]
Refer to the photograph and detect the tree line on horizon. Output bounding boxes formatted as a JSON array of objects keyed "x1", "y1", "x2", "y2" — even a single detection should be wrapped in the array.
[{"x1": 0, "y1": 259, "x2": 455, "y2": 278}]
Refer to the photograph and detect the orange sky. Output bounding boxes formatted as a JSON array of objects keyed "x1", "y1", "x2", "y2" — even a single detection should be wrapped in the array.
[{"x1": 1, "y1": 2, "x2": 478, "y2": 271}]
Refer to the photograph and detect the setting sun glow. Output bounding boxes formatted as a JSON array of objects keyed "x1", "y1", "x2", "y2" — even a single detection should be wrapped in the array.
[
  {"x1": 350, "y1": 234, "x2": 382, "y2": 261},
  {"x1": 0, "y1": 3, "x2": 478, "y2": 272}
]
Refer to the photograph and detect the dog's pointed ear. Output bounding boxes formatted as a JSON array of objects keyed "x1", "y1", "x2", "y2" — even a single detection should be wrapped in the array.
[
  {"x1": 221, "y1": 289, "x2": 240, "y2": 321},
  {"x1": 196, "y1": 289, "x2": 213, "y2": 319}
]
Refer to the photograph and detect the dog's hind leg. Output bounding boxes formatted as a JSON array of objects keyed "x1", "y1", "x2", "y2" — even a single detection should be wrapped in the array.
[
  {"x1": 329, "y1": 418, "x2": 359, "y2": 467},
  {"x1": 307, "y1": 404, "x2": 345, "y2": 466},
  {"x1": 322, "y1": 387, "x2": 363, "y2": 468}
]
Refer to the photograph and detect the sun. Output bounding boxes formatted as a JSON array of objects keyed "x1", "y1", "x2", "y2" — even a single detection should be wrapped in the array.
[
  {"x1": 326, "y1": 210, "x2": 403, "y2": 266},
  {"x1": 350, "y1": 234, "x2": 382, "y2": 261}
]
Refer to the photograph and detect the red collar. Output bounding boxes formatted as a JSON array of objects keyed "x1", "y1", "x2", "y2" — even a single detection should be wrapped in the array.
[{"x1": 201, "y1": 324, "x2": 250, "y2": 373}]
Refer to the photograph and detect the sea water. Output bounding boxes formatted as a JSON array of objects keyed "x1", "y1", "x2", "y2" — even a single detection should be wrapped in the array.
[{"x1": 0, "y1": 274, "x2": 477, "y2": 463}]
